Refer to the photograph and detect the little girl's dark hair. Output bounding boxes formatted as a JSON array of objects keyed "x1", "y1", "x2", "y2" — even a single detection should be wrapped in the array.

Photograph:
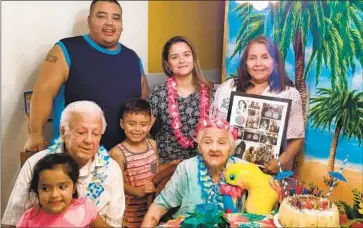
[{"x1": 29, "y1": 153, "x2": 80, "y2": 199}]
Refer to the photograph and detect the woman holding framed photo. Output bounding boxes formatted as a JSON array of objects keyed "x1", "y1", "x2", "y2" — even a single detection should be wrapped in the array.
[{"x1": 211, "y1": 36, "x2": 305, "y2": 175}]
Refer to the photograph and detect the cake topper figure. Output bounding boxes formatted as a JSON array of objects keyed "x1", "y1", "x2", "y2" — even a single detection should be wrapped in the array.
[
  {"x1": 273, "y1": 151, "x2": 294, "y2": 198},
  {"x1": 325, "y1": 154, "x2": 349, "y2": 199}
]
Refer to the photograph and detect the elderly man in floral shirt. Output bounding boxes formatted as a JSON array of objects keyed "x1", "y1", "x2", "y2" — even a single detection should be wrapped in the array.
[{"x1": 2, "y1": 101, "x2": 125, "y2": 227}]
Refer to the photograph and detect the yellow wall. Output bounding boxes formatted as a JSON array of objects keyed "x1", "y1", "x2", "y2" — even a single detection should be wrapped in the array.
[{"x1": 148, "y1": 1, "x2": 225, "y2": 73}]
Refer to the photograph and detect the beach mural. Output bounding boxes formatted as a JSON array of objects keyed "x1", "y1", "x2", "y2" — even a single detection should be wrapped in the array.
[{"x1": 223, "y1": 0, "x2": 363, "y2": 225}]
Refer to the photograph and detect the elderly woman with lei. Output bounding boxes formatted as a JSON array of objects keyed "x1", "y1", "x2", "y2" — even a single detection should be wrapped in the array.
[
  {"x1": 147, "y1": 36, "x2": 214, "y2": 166},
  {"x1": 141, "y1": 118, "x2": 247, "y2": 227},
  {"x1": 211, "y1": 36, "x2": 305, "y2": 175}
]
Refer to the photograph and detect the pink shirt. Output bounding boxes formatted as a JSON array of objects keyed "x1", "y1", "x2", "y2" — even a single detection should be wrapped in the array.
[{"x1": 17, "y1": 198, "x2": 97, "y2": 228}]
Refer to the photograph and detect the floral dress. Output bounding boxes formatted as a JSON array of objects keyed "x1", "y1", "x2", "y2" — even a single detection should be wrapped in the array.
[{"x1": 148, "y1": 82, "x2": 215, "y2": 164}]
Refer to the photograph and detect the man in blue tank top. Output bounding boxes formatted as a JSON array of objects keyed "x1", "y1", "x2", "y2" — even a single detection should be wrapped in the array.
[{"x1": 24, "y1": 0, "x2": 150, "y2": 151}]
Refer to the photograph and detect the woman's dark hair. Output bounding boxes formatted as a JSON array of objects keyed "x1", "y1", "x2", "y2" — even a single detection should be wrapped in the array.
[
  {"x1": 234, "y1": 36, "x2": 294, "y2": 93},
  {"x1": 238, "y1": 100, "x2": 247, "y2": 109},
  {"x1": 29, "y1": 153, "x2": 80, "y2": 200},
  {"x1": 120, "y1": 98, "x2": 151, "y2": 119},
  {"x1": 161, "y1": 36, "x2": 212, "y2": 95}
]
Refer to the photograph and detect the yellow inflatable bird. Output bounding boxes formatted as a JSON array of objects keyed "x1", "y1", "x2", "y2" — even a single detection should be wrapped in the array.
[{"x1": 225, "y1": 162, "x2": 280, "y2": 214}]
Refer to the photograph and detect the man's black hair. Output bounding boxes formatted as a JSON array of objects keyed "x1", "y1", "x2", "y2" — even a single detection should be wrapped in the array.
[{"x1": 90, "y1": 0, "x2": 122, "y2": 14}]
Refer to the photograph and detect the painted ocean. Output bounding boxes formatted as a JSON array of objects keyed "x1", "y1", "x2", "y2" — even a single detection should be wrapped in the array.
[{"x1": 305, "y1": 121, "x2": 363, "y2": 169}]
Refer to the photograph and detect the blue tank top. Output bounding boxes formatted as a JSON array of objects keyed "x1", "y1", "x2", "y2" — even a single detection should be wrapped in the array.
[{"x1": 53, "y1": 35, "x2": 141, "y2": 150}]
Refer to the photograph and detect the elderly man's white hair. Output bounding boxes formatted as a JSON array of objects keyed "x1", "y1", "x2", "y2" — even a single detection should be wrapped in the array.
[{"x1": 60, "y1": 100, "x2": 107, "y2": 134}]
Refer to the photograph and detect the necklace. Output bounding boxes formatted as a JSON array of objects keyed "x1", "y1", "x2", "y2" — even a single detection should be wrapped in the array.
[
  {"x1": 166, "y1": 77, "x2": 209, "y2": 148},
  {"x1": 47, "y1": 137, "x2": 109, "y2": 205},
  {"x1": 197, "y1": 155, "x2": 237, "y2": 210},
  {"x1": 197, "y1": 155, "x2": 224, "y2": 209}
]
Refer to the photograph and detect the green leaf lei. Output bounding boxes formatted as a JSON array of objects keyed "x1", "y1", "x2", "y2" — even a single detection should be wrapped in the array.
[{"x1": 47, "y1": 137, "x2": 109, "y2": 205}]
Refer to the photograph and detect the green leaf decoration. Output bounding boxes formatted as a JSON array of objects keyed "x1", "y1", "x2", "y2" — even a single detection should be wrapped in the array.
[
  {"x1": 239, "y1": 222, "x2": 260, "y2": 228},
  {"x1": 352, "y1": 188, "x2": 363, "y2": 207},
  {"x1": 241, "y1": 213, "x2": 266, "y2": 222},
  {"x1": 180, "y1": 203, "x2": 228, "y2": 228},
  {"x1": 181, "y1": 217, "x2": 200, "y2": 226},
  {"x1": 340, "y1": 218, "x2": 363, "y2": 228},
  {"x1": 336, "y1": 200, "x2": 357, "y2": 220}
]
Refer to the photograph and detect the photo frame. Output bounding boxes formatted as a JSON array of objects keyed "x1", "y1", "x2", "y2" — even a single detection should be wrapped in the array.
[
  {"x1": 23, "y1": 90, "x2": 53, "y2": 122},
  {"x1": 23, "y1": 90, "x2": 33, "y2": 117},
  {"x1": 227, "y1": 91, "x2": 291, "y2": 168}
]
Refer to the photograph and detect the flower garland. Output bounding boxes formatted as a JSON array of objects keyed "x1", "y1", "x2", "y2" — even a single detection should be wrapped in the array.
[
  {"x1": 47, "y1": 137, "x2": 109, "y2": 205},
  {"x1": 197, "y1": 155, "x2": 236, "y2": 210},
  {"x1": 198, "y1": 117, "x2": 238, "y2": 140},
  {"x1": 167, "y1": 77, "x2": 209, "y2": 148}
]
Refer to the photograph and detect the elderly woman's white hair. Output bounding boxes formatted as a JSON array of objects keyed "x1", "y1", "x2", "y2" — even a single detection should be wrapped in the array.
[{"x1": 60, "y1": 100, "x2": 107, "y2": 134}]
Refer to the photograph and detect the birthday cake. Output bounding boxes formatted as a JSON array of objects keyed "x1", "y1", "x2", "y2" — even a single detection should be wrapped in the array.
[{"x1": 278, "y1": 195, "x2": 339, "y2": 227}]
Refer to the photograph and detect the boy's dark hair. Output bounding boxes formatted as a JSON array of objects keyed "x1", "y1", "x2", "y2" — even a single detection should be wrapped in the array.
[
  {"x1": 90, "y1": 0, "x2": 122, "y2": 14},
  {"x1": 29, "y1": 153, "x2": 80, "y2": 200},
  {"x1": 120, "y1": 98, "x2": 152, "y2": 119}
]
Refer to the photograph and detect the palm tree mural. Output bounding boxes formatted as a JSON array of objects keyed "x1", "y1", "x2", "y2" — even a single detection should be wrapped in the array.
[
  {"x1": 309, "y1": 87, "x2": 363, "y2": 178},
  {"x1": 305, "y1": 1, "x2": 363, "y2": 88},
  {"x1": 231, "y1": 1, "x2": 363, "y2": 118},
  {"x1": 230, "y1": 0, "x2": 363, "y2": 170}
]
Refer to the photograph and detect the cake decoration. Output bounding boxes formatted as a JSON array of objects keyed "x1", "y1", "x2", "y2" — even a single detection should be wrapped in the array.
[
  {"x1": 325, "y1": 154, "x2": 349, "y2": 199},
  {"x1": 278, "y1": 195, "x2": 340, "y2": 227},
  {"x1": 277, "y1": 154, "x2": 349, "y2": 227}
]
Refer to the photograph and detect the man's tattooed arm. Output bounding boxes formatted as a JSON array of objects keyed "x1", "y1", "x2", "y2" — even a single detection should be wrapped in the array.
[{"x1": 45, "y1": 54, "x2": 57, "y2": 63}]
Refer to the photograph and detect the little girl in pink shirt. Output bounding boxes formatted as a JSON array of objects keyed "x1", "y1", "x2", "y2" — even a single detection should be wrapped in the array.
[{"x1": 17, "y1": 153, "x2": 110, "y2": 227}]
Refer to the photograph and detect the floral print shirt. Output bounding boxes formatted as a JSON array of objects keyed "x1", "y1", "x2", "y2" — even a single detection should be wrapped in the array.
[{"x1": 148, "y1": 82, "x2": 215, "y2": 164}]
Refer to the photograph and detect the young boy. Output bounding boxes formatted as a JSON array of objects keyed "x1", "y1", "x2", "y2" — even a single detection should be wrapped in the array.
[{"x1": 110, "y1": 98, "x2": 159, "y2": 228}]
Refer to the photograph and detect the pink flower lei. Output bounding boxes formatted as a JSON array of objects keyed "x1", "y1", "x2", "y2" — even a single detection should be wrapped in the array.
[{"x1": 167, "y1": 77, "x2": 209, "y2": 148}]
